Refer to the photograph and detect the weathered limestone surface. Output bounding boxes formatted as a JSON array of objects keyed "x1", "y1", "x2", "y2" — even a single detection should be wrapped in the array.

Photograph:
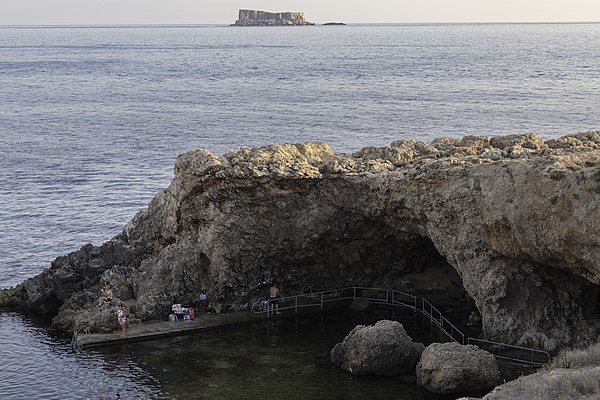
[
  {"x1": 1, "y1": 132, "x2": 600, "y2": 349},
  {"x1": 331, "y1": 320, "x2": 424, "y2": 375},
  {"x1": 232, "y1": 9, "x2": 313, "y2": 26},
  {"x1": 416, "y1": 342, "x2": 501, "y2": 394},
  {"x1": 475, "y1": 341, "x2": 600, "y2": 399},
  {"x1": 481, "y1": 366, "x2": 600, "y2": 399}
]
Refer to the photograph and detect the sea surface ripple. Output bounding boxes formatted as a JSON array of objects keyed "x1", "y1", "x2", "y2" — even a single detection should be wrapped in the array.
[{"x1": 0, "y1": 23, "x2": 599, "y2": 399}]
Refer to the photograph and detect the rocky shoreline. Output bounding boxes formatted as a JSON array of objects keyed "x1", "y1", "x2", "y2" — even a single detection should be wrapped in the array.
[
  {"x1": 1, "y1": 132, "x2": 599, "y2": 353},
  {"x1": 472, "y1": 341, "x2": 600, "y2": 399}
]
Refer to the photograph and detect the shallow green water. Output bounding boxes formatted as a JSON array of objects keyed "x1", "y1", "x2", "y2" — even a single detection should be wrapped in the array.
[{"x1": 97, "y1": 308, "x2": 458, "y2": 399}]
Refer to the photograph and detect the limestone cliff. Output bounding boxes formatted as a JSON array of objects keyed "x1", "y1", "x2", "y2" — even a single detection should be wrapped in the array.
[
  {"x1": 1, "y1": 132, "x2": 600, "y2": 351},
  {"x1": 232, "y1": 9, "x2": 313, "y2": 26}
]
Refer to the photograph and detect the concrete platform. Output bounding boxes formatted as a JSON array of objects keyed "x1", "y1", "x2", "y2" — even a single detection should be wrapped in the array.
[
  {"x1": 76, "y1": 299, "x2": 354, "y2": 350},
  {"x1": 76, "y1": 311, "x2": 270, "y2": 349}
]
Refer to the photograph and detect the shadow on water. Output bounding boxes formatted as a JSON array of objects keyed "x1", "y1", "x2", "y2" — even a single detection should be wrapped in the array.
[
  {"x1": 98, "y1": 307, "x2": 469, "y2": 400},
  {"x1": 2, "y1": 306, "x2": 528, "y2": 399},
  {"x1": 0, "y1": 312, "x2": 161, "y2": 400}
]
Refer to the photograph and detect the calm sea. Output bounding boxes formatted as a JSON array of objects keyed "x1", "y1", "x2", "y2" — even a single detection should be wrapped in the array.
[{"x1": 0, "y1": 24, "x2": 599, "y2": 399}]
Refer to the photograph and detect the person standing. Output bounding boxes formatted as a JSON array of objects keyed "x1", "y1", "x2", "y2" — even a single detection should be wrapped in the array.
[
  {"x1": 268, "y1": 282, "x2": 281, "y2": 316},
  {"x1": 117, "y1": 304, "x2": 127, "y2": 334}
]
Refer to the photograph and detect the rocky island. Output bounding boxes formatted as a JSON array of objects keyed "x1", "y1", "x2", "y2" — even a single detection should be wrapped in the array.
[
  {"x1": 1, "y1": 132, "x2": 600, "y2": 358},
  {"x1": 232, "y1": 9, "x2": 314, "y2": 26}
]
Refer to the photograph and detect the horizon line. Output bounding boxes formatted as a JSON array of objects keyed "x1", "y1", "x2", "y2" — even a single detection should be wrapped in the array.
[{"x1": 1, "y1": 21, "x2": 600, "y2": 28}]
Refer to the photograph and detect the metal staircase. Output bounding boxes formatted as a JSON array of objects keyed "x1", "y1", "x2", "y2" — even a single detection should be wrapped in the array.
[{"x1": 252, "y1": 286, "x2": 551, "y2": 367}]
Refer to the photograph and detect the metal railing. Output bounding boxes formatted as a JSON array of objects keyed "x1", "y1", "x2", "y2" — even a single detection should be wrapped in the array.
[
  {"x1": 467, "y1": 338, "x2": 551, "y2": 367},
  {"x1": 250, "y1": 285, "x2": 549, "y2": 367},
  {"x1": 391, "y1": 290, "x2": 418, "y2": 310},
  {"x1": 421, "y1": 298, "x2": 465, "y2": 345},
  {"x1": 251, "y1": 287, "x2": 356, "y2": 314}
]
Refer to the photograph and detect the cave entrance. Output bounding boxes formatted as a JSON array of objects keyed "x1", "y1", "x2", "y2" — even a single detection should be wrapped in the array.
[
  {"x1": 271, "y1": 215, "x2": 481, "y2": 335},
  {"x1": 363, "y1": 233, "x2": 479, "y2": 331},
  {"x1": 263, "y1": 213, "x2": 480, "y2": 334}
]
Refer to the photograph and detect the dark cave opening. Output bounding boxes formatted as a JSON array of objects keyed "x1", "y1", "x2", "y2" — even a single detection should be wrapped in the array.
[
  {"x1": 368, "y1": 233, "x2": 481, "y2": 334},
  {"x1": 266, "y1": 217, "x2": 481, "y2": 334}
]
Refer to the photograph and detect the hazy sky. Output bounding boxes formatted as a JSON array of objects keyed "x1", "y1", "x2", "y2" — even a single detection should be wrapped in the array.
[{"x1": 2, "y1": 0, "x2": 600, "y2": 25}]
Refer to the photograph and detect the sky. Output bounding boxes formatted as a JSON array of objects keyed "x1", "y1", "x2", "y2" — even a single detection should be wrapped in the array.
[{"x1": 1, "y1": 0, "x2": 600, "y2": 25}]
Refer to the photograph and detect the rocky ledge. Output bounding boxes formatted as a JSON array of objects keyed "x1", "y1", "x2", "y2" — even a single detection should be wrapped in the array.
[
  {"x1": 473, "y1": 341, "x2": 600, "y2": 399},
  {"x1": 232, "y1": 9, "x2": 313, "y2": 26},
  {"x1": 1, "y1": 132, "x2": 600, "y2": 350}
]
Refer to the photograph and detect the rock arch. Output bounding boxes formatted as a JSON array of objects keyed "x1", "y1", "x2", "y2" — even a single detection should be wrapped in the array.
[{"x1": 2, "y1": 134, "x2": 600, "y2": 350}]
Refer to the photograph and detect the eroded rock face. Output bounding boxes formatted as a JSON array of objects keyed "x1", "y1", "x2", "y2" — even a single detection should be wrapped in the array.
[
  {"x1": 1, "y1": 132, "x2": 600, "y2": 348},
  {"x1": 416, "y1": 342, "x2": 501, "y2": 395},
  {"x1": 482, "y1": 366, "x2": 600, "y2": 399},
  {"x1": 233, "y1": 9, "x2": 313, "y2": 26},
  {"x1": 331, "y1": 320, "x2": 424, "y2": 375}
]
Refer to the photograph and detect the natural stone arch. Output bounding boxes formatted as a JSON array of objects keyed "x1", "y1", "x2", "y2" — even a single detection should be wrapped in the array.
[{"x1": 2, "y1": 133, "x2": 599, "y2": 351}]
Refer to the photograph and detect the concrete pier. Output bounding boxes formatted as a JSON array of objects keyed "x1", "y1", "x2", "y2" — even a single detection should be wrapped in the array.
[{"x1": 77, "y1": 311, "x2": 267, "y2": 349}]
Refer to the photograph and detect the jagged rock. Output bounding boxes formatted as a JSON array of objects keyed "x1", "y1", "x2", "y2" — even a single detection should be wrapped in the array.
[
  {"x1": 546, "y1": 131, "x2": 600, "y2": 150},
  {"x1": 232, "y1": 9, "x2": 313, "y2": 26},
  {"x1": 54, "y1": 296, "x2": 119, "y2": 333},
  {"x1": 482, "y1": 366, "x2": 600, "y2": 399},
  {"x1": 330, "y1": 342, "x2": 347, "y2": 366},
  {"x1": 331, "y1": 320, "x2": 424, "y2": 375},
  {"x1": 0, "y1": 133, "x2": 599, "y2": 346},
  {"x1": 431, "y1": 135, "x2": 491, "y2": 157},
  {"x1": 353, "y1": 139, "x2": 438, "y2": 166},
  {"x1": 416, "y1": 342, "x2": 501, "y2": 395},
  {"x1": 475, "y1": 341, "x2": 600, "y2": 400},
  {"x1": 489, "y1": 133, "x2": 548, "y2": 150}
]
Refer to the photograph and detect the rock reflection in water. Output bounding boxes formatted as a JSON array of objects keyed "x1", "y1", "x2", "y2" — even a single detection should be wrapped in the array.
[
  {"x1": 0, "y1": 313, "x2": 161, "y2": 400},
  {"x1": 98, "y1": 308, "x2": 455, "y2": 400}
]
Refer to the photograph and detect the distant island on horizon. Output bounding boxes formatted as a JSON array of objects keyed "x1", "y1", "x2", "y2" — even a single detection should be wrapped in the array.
[{"x1": 231, "y1": 9, "x2": 314, "y2": 26}]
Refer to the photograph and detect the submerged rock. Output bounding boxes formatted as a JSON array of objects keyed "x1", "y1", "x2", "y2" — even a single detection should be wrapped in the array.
[
  {"x1": 1, "y1": 132, "x2": 599, "y2": 348},
  {"x1": 416, "y1": 342, "x2": 501, "y2": 395},
  {"x1": 331, "y1": 320, "x2": 424, "y2": 375}
]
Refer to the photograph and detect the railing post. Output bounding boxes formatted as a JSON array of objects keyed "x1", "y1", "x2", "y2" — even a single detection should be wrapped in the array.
[
  {"x1": 320, "y1": 293, "x2": 323, "y2": 309},
  {"x1": 353, "y1": 287, "x2": 356, "y2": 299},
  {"x1": 386, "y1": 289, "x2": 389, "y2": 305},
  {"x1": 531, "y1": 349, "x2": 534, "y2": 364},
  {"x1": 295, "y1": 296, "x2": 298, "y2": 314}
]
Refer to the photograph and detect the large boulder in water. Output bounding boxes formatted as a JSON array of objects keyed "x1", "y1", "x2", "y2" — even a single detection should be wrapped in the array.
[
  {"x1": 331, "y1": 320, "x2": 424, "y2": 375},
  {"x1": 416, "y1": 342, "x2": 501, "y2": 395}
]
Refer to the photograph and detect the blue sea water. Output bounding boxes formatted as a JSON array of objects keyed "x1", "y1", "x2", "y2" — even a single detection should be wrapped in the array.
[{"x1": 0, "y1": 24, "x2": 599, "y2": 399}]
